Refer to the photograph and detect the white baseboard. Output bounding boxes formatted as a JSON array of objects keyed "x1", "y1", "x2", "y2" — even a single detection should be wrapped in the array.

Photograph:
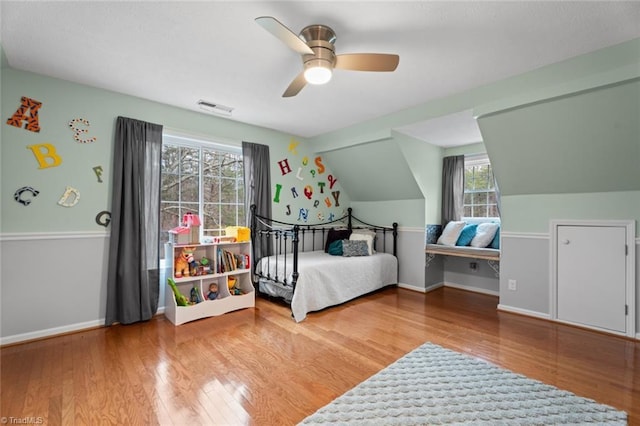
[
  {"x1": 1, "y1": 306, "x2": 167, "y2": 346},
  {"x1": 397, "y1": 283, "x2": 428, "y2": 293},
  {"x1": 497, "y1": 304, "x2": 551, "y2": 320},
  {"x1": 444, "y1": 282, "x2": 499, "y2": 297},
  {"x1": 424, "y1": 282, "x2": 444, "y2": 293},
  {"x1": 404, "y1": 281, "x2": 498, "y2": 296},
  {"x1": 0, "y1": 319, "x2": 105, "y2": 346}
]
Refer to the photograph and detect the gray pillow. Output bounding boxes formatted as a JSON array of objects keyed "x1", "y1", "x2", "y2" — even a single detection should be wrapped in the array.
[{"x1": 342, "y1": 239, "x2": 369, "y2": 257}]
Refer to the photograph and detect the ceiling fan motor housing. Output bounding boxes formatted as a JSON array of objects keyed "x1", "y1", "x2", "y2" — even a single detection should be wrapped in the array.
[{"x1": 300, "y1": 25, "x2": 337, "y2": 70}]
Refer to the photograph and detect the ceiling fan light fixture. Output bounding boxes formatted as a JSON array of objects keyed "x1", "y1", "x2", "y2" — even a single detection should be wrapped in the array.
[{"x1": 303, "y1": 59, "x2": 332, "y2": 85}]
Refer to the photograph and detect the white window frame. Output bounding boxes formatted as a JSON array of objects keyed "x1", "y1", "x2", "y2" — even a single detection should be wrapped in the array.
[
  {"x1": 462, "y1": 153, "x2": 500, "y2": 221},
  {"x1": 160, "y1": 131, "x2": 244, "y2": 252}
]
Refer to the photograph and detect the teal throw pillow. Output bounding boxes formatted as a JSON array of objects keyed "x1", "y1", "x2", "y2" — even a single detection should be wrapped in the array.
[
  {"x1": 328, "y1": 239, "x2": 344, "y2": 256},
  {"x1": 456, "y1": 223, "x2": 478, "y2": 246},
  {"x1": 490, "y1": 226, "x2": 500, "y2": 249}
]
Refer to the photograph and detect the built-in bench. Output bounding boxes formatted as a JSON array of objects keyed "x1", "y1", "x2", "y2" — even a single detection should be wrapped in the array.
[
  {"x1": 425, "y1": 243, "x2": 500, "y2": 278},
  {"x1": 425, "y1": 244, "x2": 500, "y2": 261}
]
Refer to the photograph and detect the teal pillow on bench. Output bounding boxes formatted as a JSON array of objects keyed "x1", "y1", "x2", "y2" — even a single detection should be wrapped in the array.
[
  {"x1": 456, "y1": 223, "x2": 477, "y2": 246},
  {"x1": 490, "y1": 226, "x2": 500, "y2": 249}
]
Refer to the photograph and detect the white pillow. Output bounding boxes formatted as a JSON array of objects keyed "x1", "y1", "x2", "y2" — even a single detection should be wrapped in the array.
[
  {"x1": 470, "y1": 223, "x2": 500, "y2": 248},
  {"x1": 436, "y1": 221, "x2": 465, "y2": 246},
  {"x1": 350, "y1": 229, "x2": 376, "y2": 255}
]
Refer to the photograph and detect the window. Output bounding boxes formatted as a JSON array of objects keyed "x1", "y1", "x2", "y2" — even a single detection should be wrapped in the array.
[
  {"x1": 463, "y1": 154, "x2": 498, "y2": 218},
  {"x1": 160, "y1": 133, "x2": 244, "y2": 258}
]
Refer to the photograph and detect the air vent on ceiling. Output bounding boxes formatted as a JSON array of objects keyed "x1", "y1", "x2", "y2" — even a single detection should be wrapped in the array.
[{"x1": 197, "y1": 100, "x2": 234, "y2": 116}]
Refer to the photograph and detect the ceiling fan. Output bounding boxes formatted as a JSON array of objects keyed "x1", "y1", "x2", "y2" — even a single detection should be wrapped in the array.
[{"x1": 255, "y1": 16, "x2": 400, "y2": 97}]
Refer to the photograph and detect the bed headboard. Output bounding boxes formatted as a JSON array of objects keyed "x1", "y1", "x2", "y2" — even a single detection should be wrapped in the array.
[{"x1": 249, "y1": 204, "x2": 398, "y2": 263}]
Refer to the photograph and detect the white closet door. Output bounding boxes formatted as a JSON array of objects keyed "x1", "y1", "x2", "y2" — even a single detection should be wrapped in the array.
[{"x1": 557, "y1": 225, "x2": 627, "y2": 333}]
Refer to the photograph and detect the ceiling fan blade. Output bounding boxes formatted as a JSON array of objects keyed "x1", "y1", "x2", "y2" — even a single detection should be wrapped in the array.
[
  {"x1": 283, "y1": 72, "x2": 307, "y2": 97},
  {"x1": 335, "y1": 54, "x2": 400, "y2": 72},
  {"x1": 255, "y1": 16, "x2": 314, "y2": 55}
]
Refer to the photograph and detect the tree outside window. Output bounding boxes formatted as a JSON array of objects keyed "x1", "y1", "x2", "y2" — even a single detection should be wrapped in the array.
[
  {"x1": 160, "y1": 137, "x2": 244, "y2": 259},
  {"x1": 463, "y1": 155, "x2": 498, "y2": 218}
]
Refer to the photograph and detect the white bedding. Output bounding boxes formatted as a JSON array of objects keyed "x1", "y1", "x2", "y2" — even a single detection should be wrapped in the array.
[{"x1": 257, "y1": 250, "x2": 398, "y2": 322}]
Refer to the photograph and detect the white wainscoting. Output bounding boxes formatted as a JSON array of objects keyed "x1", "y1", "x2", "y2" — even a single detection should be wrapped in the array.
[
  {"x1": 1, "y1": 232, "x2": 110, "y2": 345},
  {"x1": 499, "y1": 232, "x2": 640, "y2": 340},
  {"x1": 396, "y1": 227, "x2": 426, "y2": 290}
]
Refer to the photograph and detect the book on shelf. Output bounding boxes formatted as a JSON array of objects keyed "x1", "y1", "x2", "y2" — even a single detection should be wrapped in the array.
[{"x1": 216, "y1": 248, "x2": 247, "y2": 273}]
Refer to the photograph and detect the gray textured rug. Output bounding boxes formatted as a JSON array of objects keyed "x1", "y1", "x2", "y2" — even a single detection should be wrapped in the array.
[{"x1": 300, "y1": 342, "x2": 627, "y2": 425}]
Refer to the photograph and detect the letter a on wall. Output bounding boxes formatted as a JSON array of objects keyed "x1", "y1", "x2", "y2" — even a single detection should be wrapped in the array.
[{"x1": 6, "y1": 97, "x2": 42, "y2": 133}]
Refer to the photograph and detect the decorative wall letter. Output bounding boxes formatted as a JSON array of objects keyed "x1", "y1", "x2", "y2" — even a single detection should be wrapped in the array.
[
  {"x1": 303, "y1": 185, "x2": 313, "y2": 199},
  {"x1": 313, "y1": 200, "x2": 320, "y2": 208},
  {"x1": 328, "y1": 174, "x2": 338, "y2": 189},
  {"x1": 14, "y1": 186, "x2": 39, "y2": 206},
  {"x1": 332, "y1": 190, "x2": 341, "y2": 207},
  {"x1": 286, "y1": 205, "x2": 291, "y2": 215},
  {"x1": 296, "y1": 167, "x2": 304, "y2": 181},
  {"x1": 324, "y1": 197, "x2": 332, "y2": 207},
  {"x1": 278, "y1": 159, "x2": 292, "y2": 175},
  {"x1": 57, "y1": 186, "x2": 80, "y2": 207},
  {"x1": 6, "y1": 97, "x2": 42, "y2": 132},
  {"x1": 273, "y1": 183, "x2": 282, "y2": 202},
  {"x1": 317, "y1": 181, "x2": 325, "y2": 193},
  {"x1": 69, "y1": 118, "x2": 97, "y2": 144},
  {"x1": 27, "y1": 143, "x2": 62, "y2": 169},
  {"x1": 93, "y1": 166, "x2": 104, "y2": 183},
  {"x1": 291, "y1": 187, "x2": 298, "y2": 198},
  {"x1": 96, "y1": 211, "x2": 111, "y2": 227},
  {"x1": 298, "y1": 208, "x2": 308, "y2": 222},
  {"x1": 314, "y1": 156, "x2": 325, "y2": 174},
  {"x1": 288, "y1": 138, "x2": 299, "y2": 155}
]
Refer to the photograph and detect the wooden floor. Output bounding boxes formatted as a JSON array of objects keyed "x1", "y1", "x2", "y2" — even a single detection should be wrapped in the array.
[{"x1": 2, "y1": 286, "x2": 639, "y2": 425}]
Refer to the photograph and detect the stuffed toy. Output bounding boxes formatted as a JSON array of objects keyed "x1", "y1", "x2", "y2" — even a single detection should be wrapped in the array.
[
  {"x1": 174, "y1": 246, "x2": 195, "y2": 278},
  {"x1": 167, "y1": 278, "x2": 189, "y2": 306}
]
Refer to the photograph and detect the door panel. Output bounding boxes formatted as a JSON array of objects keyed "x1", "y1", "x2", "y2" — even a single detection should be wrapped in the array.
[{"x1": 557, "y1": 225, "x2": 626, "y2": 333}]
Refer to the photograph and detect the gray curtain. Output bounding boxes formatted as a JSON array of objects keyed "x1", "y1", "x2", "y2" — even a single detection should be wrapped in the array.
[
  {"x1": 441, "y1": 155, "x2": 464, "y2": 226},
  {"x1": 242, "y1": 141, "x2": 272, "y2": 258},
  {"x1": 242, "y1": 141, "x2": 272, "y2": 225},
  {"x1": 105, "y1": 116, "x2": 163, "y2": 325}
]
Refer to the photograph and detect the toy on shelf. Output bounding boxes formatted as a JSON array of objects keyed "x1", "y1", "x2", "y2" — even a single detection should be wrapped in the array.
[
  {"x1": 190, "y1": 285, "x2": 202, "y2": 304},
  {"x1": 207, "y1": 282, "x2": 219, "y2": 300},
  {"x1": 168, "y1": 212, "x2": 202, "y2": 245},
  {"x1": 168, "y1": 278, "x2": 189, "y2": 306},
  {"x1": 175, "y1": 246, "x2": 196, "y2": 278},
  {"x1": 200, "y1": 256, "x2": 212, "y2": 274},
  {"x1": 228, "y1": 276, "x2": 243, "y2": 295}
]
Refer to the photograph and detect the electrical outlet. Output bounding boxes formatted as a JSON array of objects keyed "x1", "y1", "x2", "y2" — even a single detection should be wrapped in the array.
[{"x1": 508, "y1": 279, "x2": 517, "y2": 291}]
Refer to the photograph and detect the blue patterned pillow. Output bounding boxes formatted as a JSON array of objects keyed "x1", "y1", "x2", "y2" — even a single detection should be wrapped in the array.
[{"x1": 342, "y1": 239, "x2": 369, "y2": 257}]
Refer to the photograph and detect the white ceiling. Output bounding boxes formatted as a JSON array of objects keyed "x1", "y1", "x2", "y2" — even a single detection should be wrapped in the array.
[{"x1": 2, "y1": 1, "x2": 639, "y2": 146}]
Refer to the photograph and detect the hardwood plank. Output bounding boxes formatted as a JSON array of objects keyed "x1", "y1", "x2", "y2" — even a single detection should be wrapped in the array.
[{"x1": 1, "y1": 286, "x2": 639, "y2": 425}]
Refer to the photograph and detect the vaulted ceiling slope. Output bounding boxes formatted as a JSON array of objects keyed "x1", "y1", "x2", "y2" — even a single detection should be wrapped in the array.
[
  {"x1": 321, "y1": 139, "x2": 424, "y2": 202},
  {"x1": 478, "y1": 78, "x2": 640, "y2": 197}
]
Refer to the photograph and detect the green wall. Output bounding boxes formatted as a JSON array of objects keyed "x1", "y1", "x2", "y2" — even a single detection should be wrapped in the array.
[
  {"x1": 0, "y1": 68, "x2": 350, "y2": 233},
  {"x1": 478, "y1": 80, "x2": 640, "y2": 196}
]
